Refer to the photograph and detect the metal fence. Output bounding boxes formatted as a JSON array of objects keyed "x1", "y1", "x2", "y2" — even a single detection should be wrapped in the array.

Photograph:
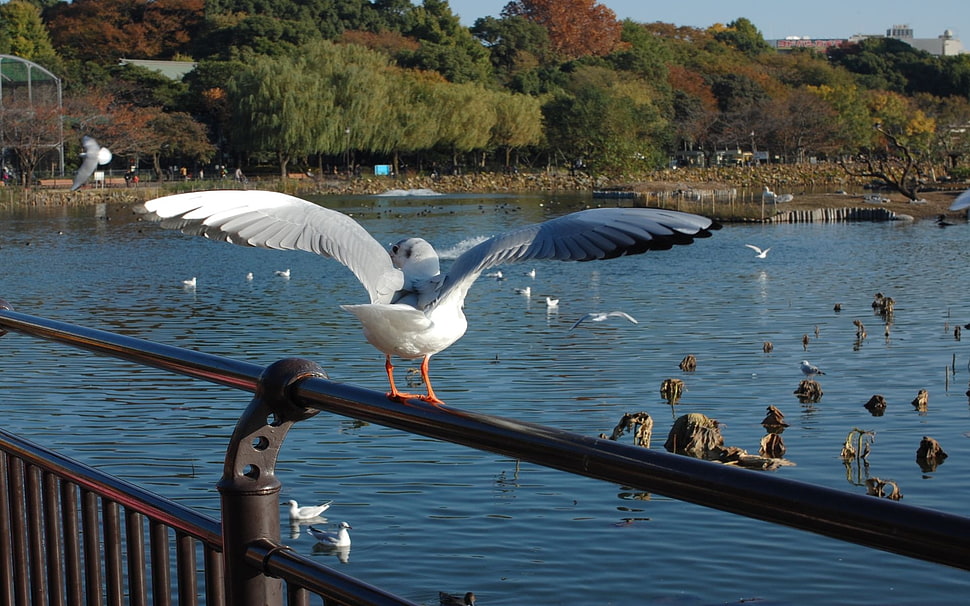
[{"x1": 3, "y1": 299, "x2": 970, "y2": 606}]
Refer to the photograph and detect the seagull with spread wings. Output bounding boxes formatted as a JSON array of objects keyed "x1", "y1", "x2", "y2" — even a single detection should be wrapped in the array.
[{"x1": 138, "y1": 191, "x2": 719, "y2": 403}]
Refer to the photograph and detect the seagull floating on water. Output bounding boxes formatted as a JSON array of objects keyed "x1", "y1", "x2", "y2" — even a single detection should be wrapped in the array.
[
  {"x1": 182, "y1": 277, "x2": 197, "y2": 287},
  {"x1": 515, "y1": 286, "x2": 531, "y2": 297},
  {"x1": 744, "y1": 244, "x2": 771, "y2": 258},
  {"x1": 71, "y1": 136, "x2": 112, "y2": 191},
  {"x1": 284, "y1": 499, "x2": 333, "y2": 520},
  {"x1": 138, "y1": 191, "x2": 718, "y2": 403},
  {"x1": 800, "y1": 360, "x2": 825, "y2": 378},
  {"x1": 546, "y1": 297, "x2": 560, "y2": 308},
  {"x1": 570, "y1": 311, "x2": 639, "y2": 331},
  {"x1": 274, "y1": 268, "x2": 291, "y2": 278},
  {"x1": 307, "y1": 522, "x2": 352, "y2": 547},
  {"x1": 439, "y1": 591, "x2": 476, "y2": 606}
]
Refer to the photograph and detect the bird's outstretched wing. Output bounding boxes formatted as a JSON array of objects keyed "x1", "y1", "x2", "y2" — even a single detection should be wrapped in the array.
[
  {"x1": 744, "y1": 244, "x2": 763, "y2": 254},
  {"x1": 436, "y1": 207, "x2": 719, "y2": 305},
  {"x1": 138, "y1": 191, "x2": 403, "y2": 304},
  {"x1": 950, "y1": 188, "x2": 970, "y2": 211},
  {"x1": 71, "y1": 136, "x2": 108, "y2": 191}
]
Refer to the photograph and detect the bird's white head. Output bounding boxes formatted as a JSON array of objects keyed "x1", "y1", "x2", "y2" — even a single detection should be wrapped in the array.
[{"x1": 390, "y1": 238, "x2": 440, "y2": 279}]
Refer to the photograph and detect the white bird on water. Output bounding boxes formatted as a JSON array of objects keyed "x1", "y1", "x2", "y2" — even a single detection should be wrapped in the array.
[
  {"x1": 800, "y1": 360, "x2": 825, "y2": 378},
  {"x1": 284, "y1": 499, "x2": 333, "y2": 520},
  {"x1": 71, "y1": 136, "x2": 112, "y2": 191},
  {"x1": 274, "y1": 268, "x2": 291, "y2": 278},
  {"x1": 307, "y1": 522, "x2": 352, "y2": 547},
  {"x1": 138, "y1": 191, "x2": 718, "y2": 403},
  {"x1": 570, "y1": 311, "x2": 639, "y2": 331},
  {"x1": 949, "y1": 188, "x2": 970, "y2": 211},
  {"x1": 744, "y1": 244, "x2": 771, "y2": 258},
  {"x1": 182, "y1": 277, "x2": 197, "y2": 288}
]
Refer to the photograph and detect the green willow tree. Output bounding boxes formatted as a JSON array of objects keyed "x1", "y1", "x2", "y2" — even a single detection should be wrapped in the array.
[{"x1": 228, "y1": 52, "x2": 334, "y2": 176}]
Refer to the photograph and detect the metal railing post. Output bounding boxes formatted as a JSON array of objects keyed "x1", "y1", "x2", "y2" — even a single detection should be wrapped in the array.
[{"x1": 216, "y1": 358, "x2": 327, "y2": 606}]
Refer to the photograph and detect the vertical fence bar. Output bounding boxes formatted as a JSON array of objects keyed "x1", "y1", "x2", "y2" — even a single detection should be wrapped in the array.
[
  {"x1": 175, "y1": 532, "x2": 198, "y2": 606},
  {"x1": 61, "y1": 480, "x2": 83, "y2": 606},
  {"x1": 125, "y1": 509, "x2": 148, "y2": 606},
  {"x1": 8, "y1": 457, "x2": 30, "y2": 604},
  {"x1": 102, "y1": 499, "x2": 124, "y2": 606},
  {"x1": 205, "y1": 547, "x2": 226, "y2": 606},
  {"x1": 150, "y1": 520, "x2": 172, "y2": 606},
  {"x1": 43, "y1": 471, "x2": 66, "y2": 606},
  {"x1": 26, "y1": 464, "x2": 46, "y2": 605},
  {"x1": 81, "y1": 490, "x2": 104, "y2": 606},
  {"x1": 0, "y1": 451, "x2": 15, "y2": 606}
]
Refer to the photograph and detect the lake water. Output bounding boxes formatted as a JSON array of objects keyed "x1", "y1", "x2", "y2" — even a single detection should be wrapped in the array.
[{"x1": 2, "y1": 193, "x2": 970, "y2": 605}]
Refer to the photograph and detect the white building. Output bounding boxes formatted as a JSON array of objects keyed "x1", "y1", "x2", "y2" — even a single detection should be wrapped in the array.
[{"x1": 769, "y1": 25, "x2": 966, "y2": 57}]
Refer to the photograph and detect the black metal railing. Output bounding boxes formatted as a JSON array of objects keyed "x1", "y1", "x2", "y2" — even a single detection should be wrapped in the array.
[{"x1": 3, "y1": 299, "x2": 970, "y2": 606}]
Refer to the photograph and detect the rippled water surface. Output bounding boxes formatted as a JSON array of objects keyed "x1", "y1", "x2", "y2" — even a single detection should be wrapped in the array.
[{"x1": 3, "y1": 194, "x2": 970, "y2": 605}]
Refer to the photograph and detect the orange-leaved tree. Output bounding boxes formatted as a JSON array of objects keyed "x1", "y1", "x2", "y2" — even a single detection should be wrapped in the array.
[{"x1": 501, "y1": 0, "x2": 622, "y2": 60}]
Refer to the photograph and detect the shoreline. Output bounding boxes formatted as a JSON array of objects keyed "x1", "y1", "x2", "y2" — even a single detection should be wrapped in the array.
[{"x1": 6, "y1": 164, "x2": 967, "y2": 222}]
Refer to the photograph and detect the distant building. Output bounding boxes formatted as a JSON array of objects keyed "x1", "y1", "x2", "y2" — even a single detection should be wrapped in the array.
[
  {"x1": 118, "y1": 58, "x2": 197, "y2": 80},
  {"x1": 882, "y1": 24, "x2": 965, "y2": 56},
  {"x1": 767, "y1": 24, "x2": 966, "y2": 56}
]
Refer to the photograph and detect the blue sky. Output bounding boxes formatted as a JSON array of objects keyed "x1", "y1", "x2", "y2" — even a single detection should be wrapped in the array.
[{"x1": 445, "y1": 0, "x2": 968, "y2": 41}]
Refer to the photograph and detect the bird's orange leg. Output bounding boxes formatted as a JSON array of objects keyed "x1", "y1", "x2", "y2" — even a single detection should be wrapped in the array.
[
  {"x1": 417, "y1": 355, "x2": 444, "y2": 404},
  {"x1": 383, "y1": 355, "x2": 445, "y2": 405}
]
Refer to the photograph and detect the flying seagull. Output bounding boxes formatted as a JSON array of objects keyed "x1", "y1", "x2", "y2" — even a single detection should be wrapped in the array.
[
  {"x1": 137, "y1": 191, "x2": 719, "y2": 403},
  {"x1": 71, "y1": 136, "x2": 112, "y2": 191},
  {"x1": 949, "y1": 188, "x2": 970, "y2": 211},
  {"x1": 570, "y1": 311, "x2": 639, "y2": 331},
  {"x1": 744, "y1": 244, "x2": 771, "y2": 258}
]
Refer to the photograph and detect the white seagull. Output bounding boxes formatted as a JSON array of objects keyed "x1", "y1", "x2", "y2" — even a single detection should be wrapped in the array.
[
  {"x1": 71, "y1": 136, "x2": 112, "y2": 191},
  {"x1": 949, "y1": 188, "x2": 970, "y2": 211},
  {"x1": 744, "y1": 244, "x2": 771, "y2": 258},
  {"x1": 800, "y1": 360, "x2": 825, "y2": 378},
  {"x1": 307, "y1": 522, "x2": 352, "y2": 547},
  {"x1": 138, "y1": 191, "x2": 718, "y2": 403},
  {"x1": 545, "y1": 297, "x2": 560, "y2": 308},
  {"x1": 182, "y1": 277, "x2": 197, "y2": 287},
  {"x1": 284, "y1": 499, "x2": 333, "y2": 520},
  {"x1": 570, "y1": 311, "x2": 639, "y2": 331},
  {"x1": 274, "y1": 268, "x2": 291, "y2": 278},
  {"x1": 762, "y1": 186, "x2": 794, "y2": 205}
]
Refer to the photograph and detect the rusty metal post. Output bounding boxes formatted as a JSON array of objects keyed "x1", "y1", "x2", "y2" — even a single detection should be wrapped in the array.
[{"x1": 217, "y1": 358, "x2": 326, "y2": 606}]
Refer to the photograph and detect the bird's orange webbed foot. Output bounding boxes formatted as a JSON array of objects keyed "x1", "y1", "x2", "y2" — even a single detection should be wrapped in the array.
[{"x1": 384, "y1": 355, "x2": 445, "y2": 405}]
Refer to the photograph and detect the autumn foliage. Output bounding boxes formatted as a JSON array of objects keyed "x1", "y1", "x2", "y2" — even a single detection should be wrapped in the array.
[
  {"x1": 502, "y1": 0, "x2": 622, "y2": 60},
  {"x1": 45, "y1": 0, "x2": 204, "y2": 62}
]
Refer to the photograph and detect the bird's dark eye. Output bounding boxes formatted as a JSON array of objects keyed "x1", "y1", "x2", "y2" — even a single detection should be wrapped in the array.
[{"x1": 391, "y1": 245, "x2": 399, "y2": 254}]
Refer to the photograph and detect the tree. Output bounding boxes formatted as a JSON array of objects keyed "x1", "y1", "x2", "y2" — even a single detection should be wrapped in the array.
[
  {"x1": 45, "y1": 0, "x2": 205, "y2": 62},
  {"x1": 0, "y1": 100, "x2": 63, "y2": 185},
  {"x1": 143, "y1": 111, "x2": 216, "y2": 178},
  {"x1": 0, "y1": 1, "x2": 62, "y2": 71},
  {"x1": 395, "y1": 0, "x2": 492, "y2": 83},
  {"x1": 489, "y1": 90, "x2": 543, "y2": 166},
  {"x1": 502, "y1": 0, "x2": 623, "y2": 61},
  {"x1": 711, "y1": 18, "x2": 772, "y2": 57},
  {"x1": 227, "y1": 53, "x2": 334, "y2": 177}
]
